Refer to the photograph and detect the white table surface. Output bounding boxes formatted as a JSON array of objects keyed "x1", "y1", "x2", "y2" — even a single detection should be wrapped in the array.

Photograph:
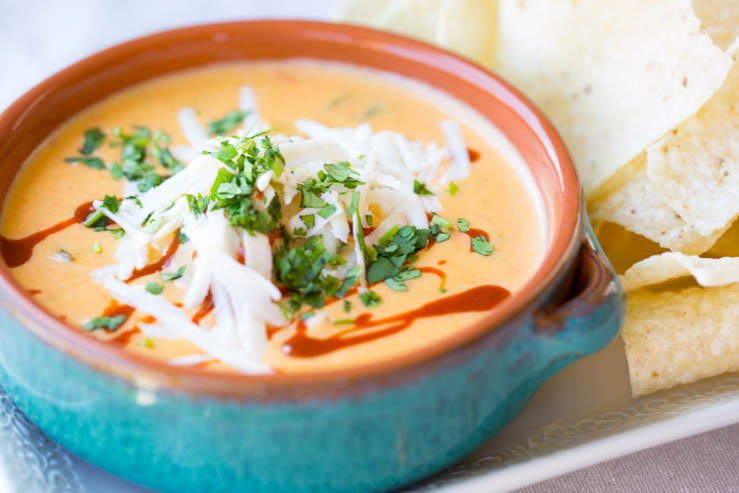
[{"x1": 0, "y1": 1, "x2": 736, "y2": 491}]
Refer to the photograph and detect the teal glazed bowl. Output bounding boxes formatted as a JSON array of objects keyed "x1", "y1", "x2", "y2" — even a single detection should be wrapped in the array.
[{"x1": 0, "y1": 21, "x2": 624, "y2": 493}]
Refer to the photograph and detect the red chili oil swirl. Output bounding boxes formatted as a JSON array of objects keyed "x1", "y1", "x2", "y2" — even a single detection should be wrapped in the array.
[
  {"x1": 418, "y1": 266, "x2": 446, "y2": 290},
  {"x1": 192, "y1": 290, "x2": 215, "y2": 324},
  {"x1": 0, "y1": 201, "x2": 96, "y2": 268},
  {"x1": 110, "y1": 327, "x2": 141, "y2": 346},
  {"x1": 281, "y1": 284, "x2": 510, "y2": 357},
  {"x1": 126, "y1": 233, "x2": 180, "y2": 283},
  {"x1": 467, "y1": 147, "x2": 481, "y2": 163},
  {"x1": 463, "y1": 228, "x2": 490, "y2": 252}
]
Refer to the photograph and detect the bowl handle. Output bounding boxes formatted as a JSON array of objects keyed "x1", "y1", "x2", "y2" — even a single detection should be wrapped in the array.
[{"x1": 533, "y1": 226, "x2": 624, "y2": 349}]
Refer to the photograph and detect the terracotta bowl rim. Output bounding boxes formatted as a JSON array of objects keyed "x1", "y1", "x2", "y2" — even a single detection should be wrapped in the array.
[{"x1": 0, "y1": 20, "x2": 582, "y2": 397}]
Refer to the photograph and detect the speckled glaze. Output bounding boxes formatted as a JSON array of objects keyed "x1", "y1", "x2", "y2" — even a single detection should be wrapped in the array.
[{"x1": 0, "y1": 22, "x2": 624, "y2": 493}]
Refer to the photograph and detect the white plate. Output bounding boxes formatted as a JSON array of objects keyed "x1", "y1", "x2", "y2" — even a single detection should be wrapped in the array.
[{"x1": 2, "y1": 338, "x2": 738, "y2": 493}]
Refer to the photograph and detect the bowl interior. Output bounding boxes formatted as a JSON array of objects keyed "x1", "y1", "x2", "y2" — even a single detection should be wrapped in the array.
[{"x1": 0, "y1": 20, "x2": 580, "y2": 396}]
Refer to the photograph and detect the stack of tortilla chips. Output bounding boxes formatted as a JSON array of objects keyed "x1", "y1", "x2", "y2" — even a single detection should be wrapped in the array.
[{"x1": 337, "y1": 0, "x2": 739, "y2": 397}]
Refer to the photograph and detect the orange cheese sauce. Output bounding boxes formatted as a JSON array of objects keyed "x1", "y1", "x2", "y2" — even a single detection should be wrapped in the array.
[{"x1": 0, "y1": 62, "x2": 545, "y2": 373}]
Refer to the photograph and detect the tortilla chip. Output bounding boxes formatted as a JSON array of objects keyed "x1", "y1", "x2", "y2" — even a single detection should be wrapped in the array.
[
  {"x1": 622, "y1": 252, "x2": 739, "y2": 291},
  {"x1": 435, "y1": 0, "x2": 498, "y2": 68},
  {"x1": 624, "y1": 284, "x2": 739, "y2": 397},
  {"x1": 646, "y1": 54, "x2": 739, "y2": 237},
  {"x1": 693, "y1": 0, "x2": 739, "y2": 51},
  {"x1": 706, "y1": 220, "x2": 739, "y2": 258},
  {"x1": 593, "y1": 221, "x2": 668, "y2": 274},
  {"x1": 589, "y1": 154, "x2": 726, "y2": 254},
  {"x1": 335, "y1": 0, "x2": 444, "y2": 45},
  {"x1": 336, "y1": 0, "x2": 497, "y2": 68},
  {"x1": 494, "y1": 0, "x2": 732, "y2": 194}
]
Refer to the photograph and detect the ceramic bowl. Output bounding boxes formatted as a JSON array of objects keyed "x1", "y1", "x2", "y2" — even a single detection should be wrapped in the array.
[{"x1": 0, "y1": 21, "x2": 623, "y2": 493}]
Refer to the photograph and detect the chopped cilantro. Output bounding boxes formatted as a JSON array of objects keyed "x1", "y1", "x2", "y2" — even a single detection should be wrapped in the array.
[
  {"x1": 208, "y1": 110, "x2": 247, "y2": 136},
  {"x1": 430, "y1": 213, "x2": 452, "y2": 230},
  {"x1": 110, "y1": 228, "x2": 125, "y2": 239},
  {"x1": 145, "y1": 282, "x2": 164, "y2": 295},
  {"x1": 353, "y1": 210, "x2": 377, "y2": 266},
  {"x1": 273, "y1": 235, "x2": 336, "y2": 309},
  {"x1": 471, "y1": 235, "x2": 494, "y2": 256},
  {"x1": 64, "y1": 156, "x2": 105, "y2": 169},
  {"x1": 177, "y1": 229, "x2": 189, "y2": 244},
  {"x1": 343, "y1": 299, "x2": 351, "y2": 313},
  {"x1": 84, "y1": 315, "x2": 125, "y2": 331},
  {"x1": 333, "y1": 318, "x2": 356, "y2": 325},
  {"x1": 359, "y1": 290, "x2": 382, "y2": 308},
  {"x1": 293, "y1": 227, "x2": 307, "y2": 237},
  {"x1": 300, "y1": 214, "x2": 315, "y2": 229},
  {"x1": 90, "y1": 241, "x2": 102, "y2": 254},
  {"x1": 385, "y1": 268, "x2": 421, "y2": 291},
  {"x1": 141, "y1": 337, "x2": 155, "y2": 349},
  {"x1": 436, "y1": 232, "x2": 451, "y2": 243},
  {"x1": 80, "y1": 128, "x2": 105, "y2": 155},
  {"x1": 102, "y1": 195, "x2": 120, "y2": 214},
  {"x1": 366, "y1": 225, "x2": 430, "y2": 285},
  {"x1": 378, "y1": 224, "x2": 400, "y2": 245},
  {"x1": 162, "y1": 266, "x2": 186, "y2": 282},
  {"x1": 348, "y1": 191, "x2": 361, "y2": 216},
  {"x1": 318, "y1": 204, "x2": 336, "y2": 219},
  {"x1": 457, "y1": 218, "x2": 471, "y2": 232},
  {"x1": 83, "y1": 210, "x2": 106, "y2": 228},
  {"x1": 413, "y1": 180, "x2": 434, "y2": 196},
  {"x1": 365, "y1": 214, "x2": 373, "y2": 226},
  {"x1": 185, "y1": 193, "x2": 209, "y2": 218},
  {"x1": 300, "y1": 311, "x2": 316, "y2": 320},
  {"x1": 215, "y1": 143, "x2": 238, "y2": 162},
  {"x1": 448, "y1": 182, "x2": 459, "y2": 196},
  {"x1": 110, "y1": 162, "x2": 124, "y2": 180}
]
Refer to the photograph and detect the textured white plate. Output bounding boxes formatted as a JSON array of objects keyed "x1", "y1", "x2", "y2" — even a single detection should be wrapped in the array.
[{"x1": 2, "y1": 338, "x2": 738, "y2": 493}]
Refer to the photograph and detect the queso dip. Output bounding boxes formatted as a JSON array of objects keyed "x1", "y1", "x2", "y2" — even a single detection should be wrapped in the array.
[{"x1": 0, "y1": 62, "x2": 545, "y2": 374}]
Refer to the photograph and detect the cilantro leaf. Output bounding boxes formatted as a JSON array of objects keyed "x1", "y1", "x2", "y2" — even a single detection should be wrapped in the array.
[
  {"x1": 102, "y1": 195, "x2": 120, "y2": 214},
  {"x1": 80, "y1": 128, "x2": 105, "y2": 155},
  {"x1": 430, "y1": 213, "x2": 452, "y2": 230},
  {"x1": 413, "y1": 180, "x2": 434, "y2": 196},
  {"x1": 359, "y1": 290, "x2": 382, "y2": 308},
  {"x1": 185, "y1": 193, "x2": 209, "y2": 218},
  {"x1": 162, "y1": 266, "x2": 186, "y2": 282},
  {"x1": 300, "y1": 214, "x2": 316, "y2": 229},
  {"x1": 457, "y1": 218, "x2": 470, "y2": 232},
  {"x1": 65, "y1": 156, "x2": 105, "y2": 169},
  {"x1": 366, "y1": 225, "x2": 430, "y2": 284},
  {"x1": 84, "y1": 315, "x2": 126, "y2": 331},
  {"x1": 208, "y1": 110, "x2": 247, "y2": 136},
  {"x1": 448, "y1": 182, "x2": 459, "y2": 196},
  {"x1": 471, "y1": 235, "x2": 494, "y2": 256},
  {"x1": 110, "y1": 162, "x2": 124, "y2": 180},
  {"x1": 318, "y1": 204, "x2": 336, "y2": 219},
  {"x1": 145, "y1": 282, "x2": 164, "y2": 294}
]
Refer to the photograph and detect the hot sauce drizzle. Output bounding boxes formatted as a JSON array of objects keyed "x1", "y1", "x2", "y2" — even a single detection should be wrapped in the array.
[
  {"x1": 126, "y1": 233, "x2": 180, "y2": 283},
  {"x1": 467, "y1": 147, "x2": 481, "y2": 163},
  {"x1": 418, "y1": 266, "x2": 446, "y2": 290},
  {"x1": 110, "y1": 327, "x2": 141, "y2": 346},
  {"x1": 192, "y1": 291, "x2": 215, "y2": 324},
  {"x1": 282, "y1": 284, "x2": 510, "y2": 357},
  {"x1": 463, "y1": 228, "x2": 490, "y2": 251},
  {"x1": 0, "y1": 201, "x2": 96, "y2": 268},
  {"x1": 101, "y1": 300, "x2": 136, "y2": 321}
]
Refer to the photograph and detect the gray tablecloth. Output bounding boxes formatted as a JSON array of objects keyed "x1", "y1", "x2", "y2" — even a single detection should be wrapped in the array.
[{"x1": 1, "y1": 1, "x2": 737, "y2": 491}]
